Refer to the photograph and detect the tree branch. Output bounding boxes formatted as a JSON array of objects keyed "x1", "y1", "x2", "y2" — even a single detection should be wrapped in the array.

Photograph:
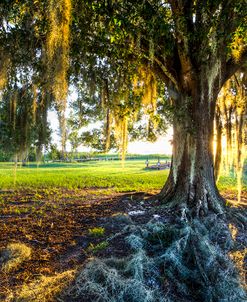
[
  {"x1": 223, "y1": 49, "x2": 247, "y2": 85},
  {"x1": 154, "y1": 57, "x2": 179, "y2": 91}
]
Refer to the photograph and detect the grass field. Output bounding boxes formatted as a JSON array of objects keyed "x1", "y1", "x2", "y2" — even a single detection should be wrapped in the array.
[{"x1": 0, "y1": 160, "x2": 246, "y2": 194}]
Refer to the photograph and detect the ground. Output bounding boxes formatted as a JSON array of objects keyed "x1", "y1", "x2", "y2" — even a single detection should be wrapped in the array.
[{"x1": 0, "y1": 161, "x2": 246, "y2": 301}]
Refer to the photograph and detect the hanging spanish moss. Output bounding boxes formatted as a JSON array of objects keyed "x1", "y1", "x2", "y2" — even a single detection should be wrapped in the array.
[
  {"x1": 138, "y1": 66, "x2": 157, "y2": 114},
  {"x1": 98, "y1": 65, "x2": 159, "y2": 158},
  {"x1": 32, "y1": 84, "x2": 38, "y2": 124},
  {"x1": 18, "y1": 87, "x2": 30, "y2": 164},
  {"x1": 0, "y1": 51, "x2": 10, "y2": 91},
  {"x1": 35, "y1": 91, "x2": 50, "y2": 164},
  {"x1": 101, "y1": 74, "x2": 131, "y2": 159},
  {"x1": 46, "y1": 0, "x2": 71, "y2": 153},
  {"x1": 114, "y1": 115, "x2": 128, "y2": 161},
  {"x1": 101, "y1": 80, "x2": 113, "y2": 153},
  {"x1": 9, "y1": 90, "x2": 18, "y2": 131},
  {"x1": 135, "y1": 66, "x2": 159, "y2": 139},
  {"x1": 58, "y1": 110, "x2": 67, "y2": 156},
  {"x1": 46, "y1": 0, "x2": 71, "y2": 102},
  {"x1": 6, "y1": 86, "x2": 35, "y2": 166},
  {"x1": 132, "y1": 65, "x2": 158, "y2": 137},
  {"x1": 105, "y1": 108, "x2": 112, "y2": 153}
]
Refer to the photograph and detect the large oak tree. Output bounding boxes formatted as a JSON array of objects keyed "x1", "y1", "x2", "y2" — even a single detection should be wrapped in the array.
[
  {"x1": 0, "y1": 2, "x2": 246, "y2": 301},
  {"x1": 81, "y1": 0, "x2": 247, "y2": 216},
  {"x1": 1, "y1": 0, "x2": 246, "y2": 213}
]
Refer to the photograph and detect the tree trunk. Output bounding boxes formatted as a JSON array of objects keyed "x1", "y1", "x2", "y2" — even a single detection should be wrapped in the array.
[
  {"x1": 104, "y1": 108, "x2": 111, "y2": 153},
  {"x1": 159, "y1": 84, "x2": 225, "y2": 216},
  {"x1": 224, "y1": 103, "x2": 233, "y2": 168},
  {"x1": 214, "y1": 105, "x2": 223, "y2": 182},
  {"x1": 36, "y1": 144, "x2": 43, "y2": 163},
  {"x1": 235, "y1": 107, "x2": 245, "y2": 203}
]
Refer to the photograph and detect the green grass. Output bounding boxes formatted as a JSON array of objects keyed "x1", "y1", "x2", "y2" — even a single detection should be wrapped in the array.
[
  {"x1": 0, "y1": 160, "x2": 245, "y2": 193},
  {"x1": 0, "y1": 160, "x2": 169, "y2": 192},
  {"x1": 88, "y1": 227, "x2": 105, "y2": 237},
  {"x1": 87, "y1": 241, "x2": 109, "y2": 253}
]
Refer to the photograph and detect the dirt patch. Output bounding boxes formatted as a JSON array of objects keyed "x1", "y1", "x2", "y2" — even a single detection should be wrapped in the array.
[
  {"x1": 0, "y1": 189, "x2": 158, "y2": 300},
  {"x1": 0, "y1": 188, "x2": 246, "y2": 301}
]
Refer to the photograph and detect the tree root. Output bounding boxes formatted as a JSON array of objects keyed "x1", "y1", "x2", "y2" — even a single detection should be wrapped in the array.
[{"x1": 64, "y1": 209, "x2": 247, "y2": 302}]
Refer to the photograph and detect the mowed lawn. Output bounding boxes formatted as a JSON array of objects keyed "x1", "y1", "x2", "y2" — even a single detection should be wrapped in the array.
[{"x1": 0, "y1": 160, "x2": 246, "y2": 194}]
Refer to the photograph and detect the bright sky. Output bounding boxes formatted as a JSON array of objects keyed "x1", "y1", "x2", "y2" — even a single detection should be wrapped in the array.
[
  {"x1": 128, "y1": 130, "x2": 173, "y2": 155},
  {"x1": 48, "y1": 110, "x2": 173, "y2": 155}
]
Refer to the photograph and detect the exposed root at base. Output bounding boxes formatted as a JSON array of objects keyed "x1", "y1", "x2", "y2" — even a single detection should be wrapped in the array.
[
  {"x1": 158, "y1": 191, "x2": 226, "y2": 218},
  {"x1": 64, "y1": 209, "x2": 246, "y2": 302}
]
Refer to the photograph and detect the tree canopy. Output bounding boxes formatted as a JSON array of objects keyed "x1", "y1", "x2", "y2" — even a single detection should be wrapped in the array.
[
  {"x1": 0, "y1": 2, "x2": 247, "y2": 301},
  {"x1": 0, "y1": 0, "x2": 246, "y2": 211}
]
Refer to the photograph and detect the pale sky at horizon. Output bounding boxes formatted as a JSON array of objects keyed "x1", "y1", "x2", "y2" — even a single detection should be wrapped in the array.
[{"x1": 48, "y1": 110, "x2": 173, "y2": 155}]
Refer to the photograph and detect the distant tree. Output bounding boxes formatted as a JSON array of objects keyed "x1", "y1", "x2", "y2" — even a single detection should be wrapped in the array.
[
  {"x1": 69, "y1": 67, "x2": 170, "y2": 156},
  {"x1": 67, "y1": 130, "x2": 81, "y2": 158},
  {"x1": 214, "y1": 71, "x2": 247, "y2": 201},
  {"x1": 47, "y1": 144, "x2": 62, "y2": 161}
]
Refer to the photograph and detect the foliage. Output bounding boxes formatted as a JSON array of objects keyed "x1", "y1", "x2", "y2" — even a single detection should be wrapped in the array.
[
  {"x1": 89, "y1": 227, "x2": 105, "y2": 238},
  {"x1": 80, "y1": 129, "x2": 117, "y2": 153},
  {"x1": 88, "y1": 241, "x2": 109, "y2": 254},
  {"x1": 46, "y1": 144, "x2": 64, "y2": 161},
  {"x1": 0, "y1": 4, "x2": 247, "y2": 300},
  {"x1": 0, "y1": 0, "x2": 246, "y2": 164}
]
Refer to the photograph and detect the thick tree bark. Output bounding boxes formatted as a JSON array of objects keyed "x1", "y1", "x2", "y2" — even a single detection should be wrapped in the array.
[{"x1": 159, "y1": 80, "x2": 225, "y2": 216}]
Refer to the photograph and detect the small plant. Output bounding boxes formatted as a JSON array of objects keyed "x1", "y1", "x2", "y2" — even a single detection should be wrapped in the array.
[
  {"x1": 87, "y1": 241, "x2": 109, "y2": 253},
  {"x1": 88, "y1": 227, "x2": 105, "y2": 237},
  {"x1": 34, "y1": 193, "x2": 43, "y2": 200},
  {"x1": 14, "y1": 208, "x2": 21, "y2": 215},
  {"x1": 0, "y1": 197, "x2": 5, "y2": 205}
]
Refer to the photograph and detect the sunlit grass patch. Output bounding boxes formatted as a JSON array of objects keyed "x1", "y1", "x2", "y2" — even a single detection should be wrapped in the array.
[
  {"x1": 0, "y1": 243, "x2": 31, "y2": 272},
  {"x1": 0, "y1": 161, "x2": 245, "y2": 198},
  {"x1": 11, "y1": 270, "x2": 74, "y2": 302},
  {"x1": 0, "y1": 160, "x2": 170, "y2": 192},
  {"x1": 88, "y1": 227, "x2": 105, "y2": 237}
]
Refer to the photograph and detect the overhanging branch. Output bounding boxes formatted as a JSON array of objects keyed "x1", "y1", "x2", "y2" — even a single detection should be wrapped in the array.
[
  {"x1": 224, "y1": 49, "x2": 247, "y2": 84},
  {"x1": 154, "y1": 57, "x2": 179, "y2": 91}
]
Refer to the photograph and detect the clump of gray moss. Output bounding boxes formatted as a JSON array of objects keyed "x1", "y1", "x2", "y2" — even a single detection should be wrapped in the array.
[{"x1": 65, "y1": 212, "x2": 246, "y2": 302}]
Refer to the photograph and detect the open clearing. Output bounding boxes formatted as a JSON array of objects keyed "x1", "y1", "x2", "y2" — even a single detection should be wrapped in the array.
[{"x1": 0, "y1": 160, "x2": 245, "y2": 192}]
